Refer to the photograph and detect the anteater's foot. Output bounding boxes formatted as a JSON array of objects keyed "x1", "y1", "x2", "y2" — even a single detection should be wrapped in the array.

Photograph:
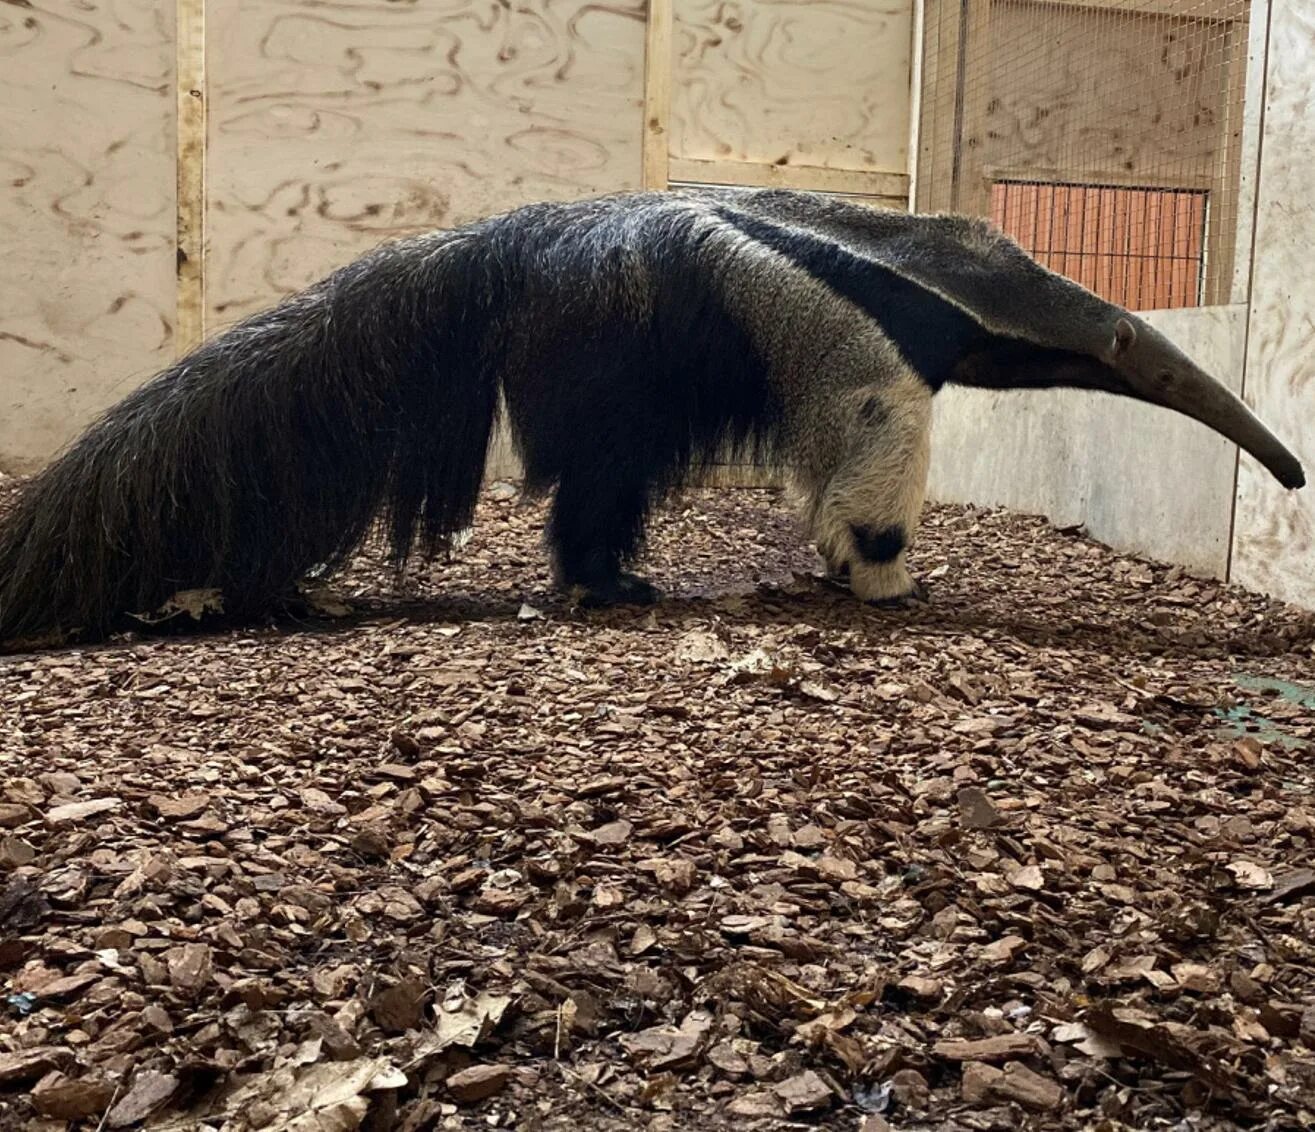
[
  {"x1": 570, "y1": 571, "x2": 661, "y2": 609},
  {"x1": 821, "y1": 556, "x2": 928, "y2": 607},
  {"x1": 865, "y1": 576, "x2": 928, "y2": 609}
]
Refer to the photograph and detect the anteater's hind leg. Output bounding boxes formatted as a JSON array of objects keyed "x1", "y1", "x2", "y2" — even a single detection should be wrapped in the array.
[
  {"x1": 811, "y1": 380, "x2": 933, "y2": 606},
  {"x1": 548, "y1": 465, "x2": 660, "y2": 608}
]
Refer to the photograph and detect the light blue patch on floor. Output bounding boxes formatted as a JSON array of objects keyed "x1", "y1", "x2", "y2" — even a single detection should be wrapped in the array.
[
  {"x1": 1232, "y1": 674, "x2": 1315, "y2": 710},
  {"x1": 1210, "y1": 674, "x2": 1315, "y2": 750}
]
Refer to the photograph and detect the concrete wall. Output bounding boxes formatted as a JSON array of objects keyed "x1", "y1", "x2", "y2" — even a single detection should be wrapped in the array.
[{"x1": 928, "y1": 304, "x2": 1247, "y2": 578}]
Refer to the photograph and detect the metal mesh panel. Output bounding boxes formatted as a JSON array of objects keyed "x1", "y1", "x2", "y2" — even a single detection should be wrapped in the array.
[{"x1": 915, "y1": 0, "x2": 1256, "y2": 310}]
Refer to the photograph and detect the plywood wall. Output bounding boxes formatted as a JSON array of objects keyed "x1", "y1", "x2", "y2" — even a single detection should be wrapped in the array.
[
  {"x1": 670, "y1": 0, "x2": 913, "y2": 174},
  {"x1": 205, "y1": 0, "x2": 647, "y2": 328},
  {"x1": 0, "y1": 0, "x2": 176, "y2": 474},
  {"x1": 969, "y1": 0, "x2": 1245, "y2": 184},
  {"x1": 1230, "y1": 0, "x2": 1315, "y2": 607}
]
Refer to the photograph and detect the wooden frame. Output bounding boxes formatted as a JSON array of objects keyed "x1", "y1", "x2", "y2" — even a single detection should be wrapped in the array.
[
  {"x1": 1024, "y1": 0, "x2": 1245, "y2": 17},
  {"x1": 913, "y1": 0, "x2": 965, "y2": 212},
  {"x1": 642, "y1": 0, "x2": 672, "y2": 189},
  {"x1": 1227, "y1": 0, "x2": 1269, "y2": 305},
  {"x1": 176, "y1": 0, "x2": 206, "y2": 355},
  {"x1": 908, "y1": 0, "x2": 927, "y2": 206},
  {"x1": 668, "y1": 157, "x2": 909, "y2": 206}
]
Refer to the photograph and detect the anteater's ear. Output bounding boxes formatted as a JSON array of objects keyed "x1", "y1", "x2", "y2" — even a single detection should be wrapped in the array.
[{"x1": 1112, "y1": 317, "x2": 1137, "y2": 357}]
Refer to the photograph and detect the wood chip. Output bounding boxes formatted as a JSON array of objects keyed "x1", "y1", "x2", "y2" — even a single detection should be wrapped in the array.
[
  {"x1": 772, "y1": 1069, "x2": 833, "y2": 1114},
  {"x1": 446, "y1": 1064, "x2": 510, "y2": 1104},
  {"x1": 44, "y1": 797, "x2": 121, "y2": 825},
  {"x1": 0, "y1": 1047, "x2": 73, "y2": 1085},
  {"x1": 106, "y1": 1071, "x2": 179, "y2": 1128},
  {"x1": 958, "y1": 786, "x2": 1002, "y2": 829},
  {"x1": 31, "y1": 1072, "x2": 115, "y2": 1120},
  {"x1": 2, "y1": 486, "x2": 1313, "y2": 1126},
  {"x1": 934, "y1": 1034, "x2": 1038, "y2": 1062},
  {"x1": 993, "y1": 1062, "x2": 1064, "y2": 1112}
]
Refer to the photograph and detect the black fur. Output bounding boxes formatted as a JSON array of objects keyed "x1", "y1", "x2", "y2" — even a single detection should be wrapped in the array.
[
  {"x1": 850, "y1": 523, "x2": 906, "y2": 564},
  {"x1": 0, "y1": 232, "x2": 506, "y2": 645},
  {"x1": 951, "y1": 336, "x2": 1132, "y2": 395},
  {"x1": 714, "y1": 207, "x2": 986, "y2": 390},
  {"x1": 490, "y1": 204, "x2": 775, "y2": 594},
  {"x1": 0, "y1": 195, "x2": 782, "y2": 646}
]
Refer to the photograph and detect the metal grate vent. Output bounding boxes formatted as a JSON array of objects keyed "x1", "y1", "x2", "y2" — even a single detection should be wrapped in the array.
[{"x1": 991, "y1": 180, "x2": 1207, "y2": 309}]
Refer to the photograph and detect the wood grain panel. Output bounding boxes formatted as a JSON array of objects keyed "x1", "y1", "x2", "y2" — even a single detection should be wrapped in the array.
[
  {"x1": 968, "y1": 0, "x2": 1244, "y2": 195},
  {"x1": 205, "y1": 0, "x2": 647, "y2": 327},
  {"x1": 671, "y1": 0, "x2": 913, "y2": 174},
  {"x1": 0, "y1": 0, "x2": 176, "y2": 474},
  {"x1": 1230, "y1": 0, "x2": 1315, "y2": 608}
]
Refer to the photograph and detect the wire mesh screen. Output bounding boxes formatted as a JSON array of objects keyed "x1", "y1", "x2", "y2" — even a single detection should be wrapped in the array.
[{"x1": 915, "y1": 0, "x2": 1257, "y2": 310}]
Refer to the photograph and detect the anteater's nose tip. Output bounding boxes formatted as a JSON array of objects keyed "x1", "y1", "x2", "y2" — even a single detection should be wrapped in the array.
[{"x1": 1279, "y1": 460, "x2": 1306, "y2": 490}]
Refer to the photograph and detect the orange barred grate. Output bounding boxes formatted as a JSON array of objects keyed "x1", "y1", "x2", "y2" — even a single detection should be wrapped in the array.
[{"x1": 991, "y1": 181, "x2": 1207, "y2": 310}]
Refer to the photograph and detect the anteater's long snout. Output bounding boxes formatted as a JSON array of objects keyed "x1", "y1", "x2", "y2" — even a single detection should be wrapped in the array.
[
  {"x1": 1111, "y1": 318, "x2": 1305, "y2": 490},
  {"x1": 1157, "y1": 369, "x2": 1305, "y2": 489}
]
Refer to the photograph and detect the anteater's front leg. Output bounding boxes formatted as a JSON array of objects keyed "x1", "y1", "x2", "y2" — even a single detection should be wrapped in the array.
[
  {"x1": 813, "y1": 381, "x2": 933, "y2": 606},
  {"x1": 548, "y1": 468, "x2": 660, "y2": 608}
]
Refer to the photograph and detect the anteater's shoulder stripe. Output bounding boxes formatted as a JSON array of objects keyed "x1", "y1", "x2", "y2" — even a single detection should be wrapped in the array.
[{"x1": 711, "y1": 205, "x2": 986, "y2": 390}]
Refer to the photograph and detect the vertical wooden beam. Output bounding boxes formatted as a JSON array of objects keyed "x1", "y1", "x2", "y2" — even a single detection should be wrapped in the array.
[
  {"x1": 907, "y1": 0, "x2": 926, "y2": 210},
  {"x1": 642, "y1": 0, "x2": 673, "y2": 189},
  {"x1": 916, "y1": 0, "x2": 964, "y2": 213},
  {"x1": 1229, "y1": 0, "x2": 1270, "y2": 305},
  {"x1": 175, "y1": 0, "x2": 206, "y2": 355},
  {"x1": 1227, "y1": 0, "x2": 1273, "y2": 584}
]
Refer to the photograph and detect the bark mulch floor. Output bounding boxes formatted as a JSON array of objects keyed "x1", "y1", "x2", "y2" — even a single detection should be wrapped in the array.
[{"x1": 2, "y1": 480, "x2": 1315, "y2": 1131}]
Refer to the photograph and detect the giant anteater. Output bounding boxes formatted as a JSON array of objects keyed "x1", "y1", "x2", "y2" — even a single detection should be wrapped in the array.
[{"x1": 0, "y1": 188, "x2": 1303, "y2": 646}]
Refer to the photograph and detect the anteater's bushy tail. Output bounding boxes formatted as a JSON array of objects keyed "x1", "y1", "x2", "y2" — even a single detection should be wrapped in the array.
[{"x1": 0, "y1": 229, "x2": 502, "y2": 647}]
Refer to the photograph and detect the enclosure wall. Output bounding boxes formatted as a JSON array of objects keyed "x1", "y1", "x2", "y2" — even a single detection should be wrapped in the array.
[
  {"x1": 921, "y1": 0, "x2": 1315, "y2": 608},
  {"x1": 2, "y1": 0, "x2": 1313, "y2": 608},
  {"x1": 927, "y1": 305, "x2": 1246, "y2": 578},
  {"x1": 1230, "y1": 0, "x2": 1315, "y2": 608},
  {"x1": 0, "y1": 1, "x2": 177, "y2": 475},
  {"x1": 0, "y1": 0, "x2": 647, "y2": 479}
]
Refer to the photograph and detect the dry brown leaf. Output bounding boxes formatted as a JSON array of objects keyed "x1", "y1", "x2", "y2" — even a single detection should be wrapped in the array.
[
  {"x1": 412, "y1": 990, "x2": 512, "y2": 1059},
  {"x1": 1227, "y1": 860, "x2": 1275, "y2": 889}
]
